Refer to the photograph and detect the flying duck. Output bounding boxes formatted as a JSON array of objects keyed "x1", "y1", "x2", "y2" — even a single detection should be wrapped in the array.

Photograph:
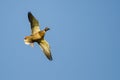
[{"x1": 24, "y1": 12, "x2": 52, "y2": 61}]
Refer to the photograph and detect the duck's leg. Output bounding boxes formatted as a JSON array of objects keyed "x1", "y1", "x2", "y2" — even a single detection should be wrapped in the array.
[{"x1": 30, "y1": 43, "x2": 34, "y2": 47}]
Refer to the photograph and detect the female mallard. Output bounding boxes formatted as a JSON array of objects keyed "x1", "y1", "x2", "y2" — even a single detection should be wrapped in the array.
[{"x1": 24, "y1": 12, "x2": 52, "y2": 61}]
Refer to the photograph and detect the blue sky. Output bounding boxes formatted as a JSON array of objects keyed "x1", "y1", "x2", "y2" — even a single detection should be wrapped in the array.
[{"x1": 0, "y1": 0, "x2": 120, "y2": 80}]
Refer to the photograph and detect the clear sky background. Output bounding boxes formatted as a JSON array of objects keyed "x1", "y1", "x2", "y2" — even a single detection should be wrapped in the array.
[{"x1": 0, "y1": 0, "x2": 120, "y2": 80}]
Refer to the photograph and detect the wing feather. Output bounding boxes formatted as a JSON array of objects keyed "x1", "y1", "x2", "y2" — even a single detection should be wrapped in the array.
[
  {"x1": 28, "y1": 12, "x2": 40, "y2": 34},
  {"x1": 38, "y1": 39, "x2": 52, "y2": 60}
]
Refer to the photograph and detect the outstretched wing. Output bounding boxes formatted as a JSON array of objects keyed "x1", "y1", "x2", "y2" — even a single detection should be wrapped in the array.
[
  {"x1": 28, "y1": 12, "x2": 40, "y2": 34},
  {"x1": 38, "y1": 39, "x2": 53, "y2": 61}
]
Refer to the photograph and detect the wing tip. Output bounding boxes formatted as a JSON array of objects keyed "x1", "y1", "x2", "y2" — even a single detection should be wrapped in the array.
[
  {"x1": 45, "y1": 51, "x2": 53, "y2": 61},
  {"x1": 48, "y1": 56, "x2": 53, "y2": 61},
  {"x1": 28, "y1": 12, "x2": 33, "y2": 20},
  {"x1": 28, "y1": 11, "x2": 32, "y2": 15}
]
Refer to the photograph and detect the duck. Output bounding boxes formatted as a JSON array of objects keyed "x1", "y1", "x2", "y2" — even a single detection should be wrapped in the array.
[{"x1": 24, "y1": 12, "x2": 52, "y2": 61}]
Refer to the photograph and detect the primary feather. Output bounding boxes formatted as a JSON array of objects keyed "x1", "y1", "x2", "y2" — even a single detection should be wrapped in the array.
[
  {"x1": 38, "y1": 39, "x2": 53, "y2": 60},
  {"x1": 28, "y1": 12, "x2": 40, "y2": 34}
]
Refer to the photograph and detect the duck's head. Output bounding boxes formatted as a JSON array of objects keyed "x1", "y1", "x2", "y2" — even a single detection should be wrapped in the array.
[{"x1": 44, "y1": 27, "x2": 50, "y2": 32}]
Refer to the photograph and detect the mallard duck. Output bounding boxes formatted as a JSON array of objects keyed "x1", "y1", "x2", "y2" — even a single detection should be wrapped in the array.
[{"x1": 24, "y1": 12, "x2": 52, "y2": 61}]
